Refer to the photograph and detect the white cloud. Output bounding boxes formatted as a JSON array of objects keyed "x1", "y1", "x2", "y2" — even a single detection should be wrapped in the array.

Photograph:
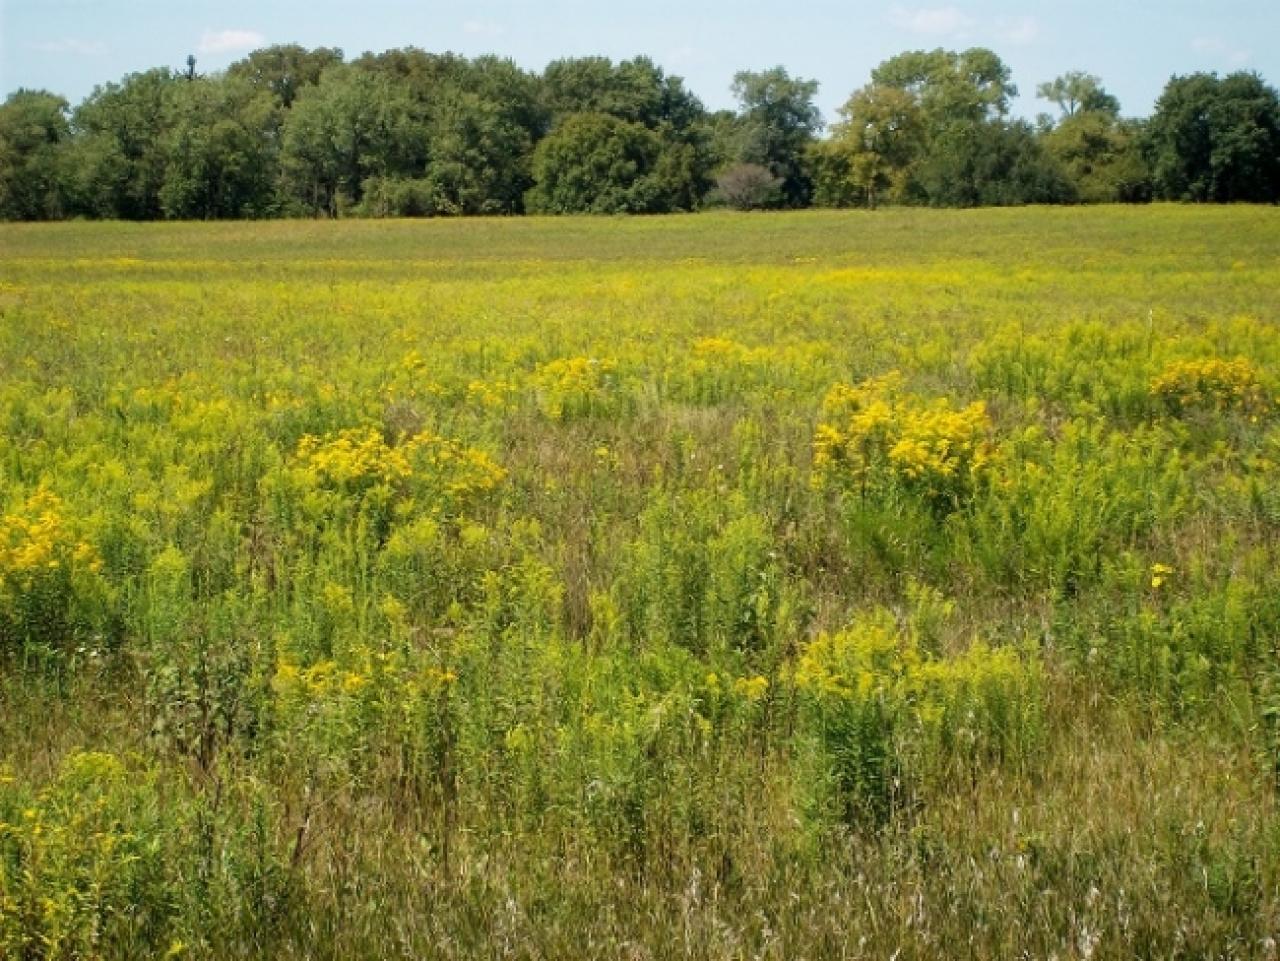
[
  {"x1": 197, "y1": 29, "x2": 265, "y2": 55},
  {"x1": 997, "y1": 15, "x2": 1039, "y2": 46},
  {"x1": 887, "y1": 5, "x2": 974, "y2": 37},
  {"x1": 1191, "y1": 36, "x2": 1251, "y2": 67},
  {"x1": 28, "y1": 38, "x2": 106, "y2": 56},
  {"x1": 462, "y1": 19, "x2": 504, "y2": 37}
]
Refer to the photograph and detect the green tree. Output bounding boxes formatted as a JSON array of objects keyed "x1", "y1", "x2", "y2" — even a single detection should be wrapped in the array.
[
  {"x1": 703, "y1": 108, "x2": 742, "y2": 170},
  {"x1": 425, "y1": 56, "x2": 546, "y2": 214},
  {"x1": 1145, "y1": 71, "x2": 1280, "y2": 202},
  {"x1": 816, "y1": 48, "x2": 1026, "y2": 208},
  {"x1": 1042, "y1": 114, "x2": 1151, "y2": 202},
  {"x1": 813, "y1": 84, "x2": 924, "y2": 207},
  {"x1": 0, "y1": 90, "x2": 70, "y2": 220},
  {"x1": 158, "y1": 76, "x2": 280, "y2": 219},
  {"x1": 730, "y1": 67, "x2": 822, "y2": 207},
  {"x1": 227, "y1": 44, "x2": 344, "y2": 108},
  {"x1": 280, "y1": 66, "x2": 420, "y2": 215},
  {"x1": 542, "y1": 56, "x2": 702, "y2": 133},
  {"x1": 355, "y1": 50, "x2": 548, "y2": 214},
  {"x1": 540, "y1": 56, "x2": 714, "y2": 208},
  {"x1": 354, "y1": 48, "x2": 469, "y2": 98},
  {"x1": 67, "y1": 69, "x2": 179, "y2": 219},
  {"x1": 420, "y1": 89, "x2": 535, "y2": 214},
  {"x1": 464, "y1": 55, "x2": 550, "y2": 144},
  {"x1": 915, "y1": 119, "x2": 1075, "y2": 206},
  {"x1": 1035, "y1": 72, "x2": 1148, "y2": 202},
  {"x1": 525, "y1": 112, "x2": 671, "y2": 213},
  {"x1": 872, "y1": 48, "x2": 1016, "y2": 128},
  {"x1": 1037, "y1": 71, "x2": 1120, "y2": 121}
]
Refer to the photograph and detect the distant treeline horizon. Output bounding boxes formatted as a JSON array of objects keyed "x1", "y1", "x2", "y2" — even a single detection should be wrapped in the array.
[{"x1": 1, "y1": 44, "x2": 1278, "y2": 220}]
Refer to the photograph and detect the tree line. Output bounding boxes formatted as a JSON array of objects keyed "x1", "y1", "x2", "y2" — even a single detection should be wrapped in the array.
[{"x1": 1, "y1": 44, "x2": 1278, "y2": 220}]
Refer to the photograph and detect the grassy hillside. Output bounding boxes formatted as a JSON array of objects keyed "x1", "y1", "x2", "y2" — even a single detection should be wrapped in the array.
[{"x1": 3, "y1": 207, "x2": 1280, "y2": 959}]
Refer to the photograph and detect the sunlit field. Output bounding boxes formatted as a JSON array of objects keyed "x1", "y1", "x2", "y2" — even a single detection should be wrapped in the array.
[{"x1": 3, "y1": 207, "x2": 1280, "y2": 959}]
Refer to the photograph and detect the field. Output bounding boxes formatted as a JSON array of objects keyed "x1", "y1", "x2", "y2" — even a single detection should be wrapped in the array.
[{"x1": 3, "y1": 207, "x2": 1280, "y2": 959}]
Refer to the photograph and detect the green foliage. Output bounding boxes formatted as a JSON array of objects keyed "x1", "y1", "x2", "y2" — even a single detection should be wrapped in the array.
[
  {"x1": 955, "y1": 421, "x2": 1194, "y2": 595},
  {"x1": 67, "y1": 69, "x2": 178, "y2": 219},
  {"x1": 872, "y1": 47, "x2": 1017, "y2": 126},
  {"x1": 227, "y1": 44, "x2": 344, "y2": 109},
  {"x1": 794, "y1": 609, "x2": 1042, "y2": 823},
  {"x1": 526, "y1": 112, "x2": 685, "y2": 214},
  {"x1": 356, "y1": 176, "x2": 439, "y2": 217},
  {"x1": 813, "y1": 84, "x2": 924, "y2": 207},
  {"x1": 1, "y1": 209, "x2": 1280, "y2": 956},
  {"x1": 542, "y1": 56, "x2": 703, "y2": 135},
  {"x1": 532, "y1": 57, "x2": 713, "y2": 214},
  {"x1": 915, "y1": 118, "x2": 1076, "y2": 206},
  {"x1": 159, "y1": 77, "x2": 280, "y2": 219},
  {"x1": 0, "y1": 90, "x2": 70, "y2": 221},
  {"x1": 1037, "y1": 71, "x2": 1120, "y2": 120},
  {"x1": 821, "y1": 49, "x2": 1075, "y2": 207},
  {"x1": 420, "y1": 90, "x2": 536, "y2": 214},
  {"x1": 612, "y1": 489, "x2": 789, "y2": 661},
  {"x1": 3, "y1": 45, "x2": 1279, "y2": 218},
  {"x1": 358, "y1": 50, "x2": 547, "y2": 215},
  {"x1": 280, "y1": 66, "x2": 421, "y2": 215},
  {"x1": 1146, "y1": 71, "x2": 1280, "y2": 202},
  {"x1": 0, "y1": 753, "x2": 176, "y2": 958},
  {"x1": 729, "y1": 67, "x2": 822, "y2": 207},
  {"x1": 1040, "y1": 113, "x2": 1152, "y2": 203}
]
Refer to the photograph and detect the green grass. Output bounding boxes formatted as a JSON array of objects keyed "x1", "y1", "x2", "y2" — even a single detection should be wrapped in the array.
[{"x1": 2, "y1": 206, "x2": 1280, "y2": 959}]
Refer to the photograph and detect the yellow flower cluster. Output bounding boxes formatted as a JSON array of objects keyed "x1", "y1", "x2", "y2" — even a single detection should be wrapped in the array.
[
  {"x1": 704, "y1": 671, "x2": 770, "y2": 703},
  {"x1": 793, "y1": 609, "x2": 905, "y2": 699},
  {"x1": 273, "y1": 647, "x2": 458, "y2": 713},
  {"x1": 530, "y1": 356, "x2": 619, "y2": 420},
  {"x1": 812, "y1": 374, "x2": 993, "y2": 501},
  {"x1": 887, "y1": 402, "x2": 993, "y2": 482},
  {"x1": 1150, "y1": 562, "x2": 1175, "y2": 590},
  {"x1": 0, "y1": 490, "x2": 102, "y2": 595},
  {"x1": 274, "y1": 657, "x2": 371, "y2": 698},
  {"x1": 423, "y1": 442, "x2": 507, "y2": 502},
  {"x1": 466, "y1": 378, "x2": 518, "y2": 411},
  {"x1": 291, "y1": 427, "x2": 506, "y2": 504},
  {"x1": 1150, "y1": 357, "x2": 1271, "y2": 416},
  {"x1": 692, "y1": 337, "x2": 772, "y2": 365},
  {"x1": 679, "y1": 336, "x2": 832, "y2": 404},
  {"x1": 294, "y1": 427, "x2": 413, "y2": 488},
  {"x1": 732, "y1": 674, "x2": 770, "y2": 702},
  {"x1": 794, "y1": 609, "x2": 1039, "y2": 755}
]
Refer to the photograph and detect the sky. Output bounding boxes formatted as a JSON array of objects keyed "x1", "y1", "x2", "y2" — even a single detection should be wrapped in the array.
[{"x1": 2, "y1": 0, "x2": 1277, "y2": 124}]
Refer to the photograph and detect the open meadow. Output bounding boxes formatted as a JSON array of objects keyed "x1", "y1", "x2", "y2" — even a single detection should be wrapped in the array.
[{"x1": 4, "y1": 206, "x2": 1280, "y2": 958}]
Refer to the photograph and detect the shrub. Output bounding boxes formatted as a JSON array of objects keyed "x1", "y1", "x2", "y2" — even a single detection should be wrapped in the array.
[
  {"x1": 0, "y1": 752, "x2": 174, "y2": 958},
  {"x1": 357, "y1": 177, "x2": 439, "y2": 218},
  {"x1": 812, "y1": 374, "x2": 994, "y2": 510},
  {"x1": 1150, "y1": 357, "x2": 1272, "y2": 417},
  {"x1": 529, "y1": 356, "x2": 625, "y2": 421},
  {"x1": 0, "y1": 489, "x2": 111, "y2": 662},
  {"x1": 713, "y1": 163, "x2": 783, "y2": 210},
  {"x1": 793, "y1": 609, "x2": 1042, "y2": 824}
]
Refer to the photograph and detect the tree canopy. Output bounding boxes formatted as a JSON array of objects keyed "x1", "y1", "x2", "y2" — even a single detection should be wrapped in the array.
[
  {"x1": 1037, "y1": 71, "x2": 1120, "y2": 120},
  {"x1": 1146, "y1": 71, "x2": 1280, "y2": 203},
  {"x1": 728, "y1": 67, "x2": 822, "y2": 207},
  {"x1": 1, "y1": 44, "x2": 1278, "y2": 220}
]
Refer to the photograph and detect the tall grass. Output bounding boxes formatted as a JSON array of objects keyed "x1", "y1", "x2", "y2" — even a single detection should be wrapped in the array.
[{"x1": 3, "y1": 207, "x2": 1280, "y2": 958}]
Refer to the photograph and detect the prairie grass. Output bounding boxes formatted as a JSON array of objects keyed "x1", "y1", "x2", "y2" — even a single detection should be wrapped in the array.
[{"x1": 2, "y1": 206, "x2": 1280, "y2": 958}]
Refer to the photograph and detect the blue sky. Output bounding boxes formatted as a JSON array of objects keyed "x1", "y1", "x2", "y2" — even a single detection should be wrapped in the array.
[{"x1": 3, "y1": 0, "x2": 1277, "y2": 123}]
